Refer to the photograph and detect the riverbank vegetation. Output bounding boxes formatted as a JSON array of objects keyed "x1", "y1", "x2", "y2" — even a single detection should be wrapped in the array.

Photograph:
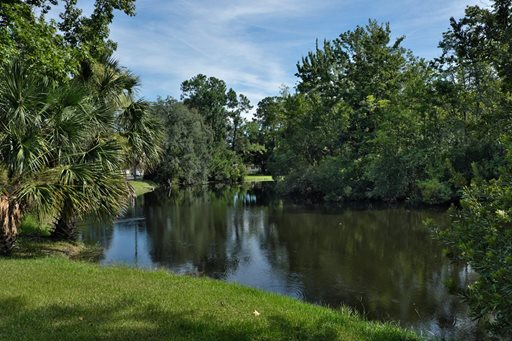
[{"x1": 1, "y1": 0, "x2": 512, "y2": 338}]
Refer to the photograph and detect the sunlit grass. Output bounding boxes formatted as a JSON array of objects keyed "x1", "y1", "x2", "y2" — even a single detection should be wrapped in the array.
[
  {"x1": 0, "y1": 257, "x2": 419, "y2": 340},
  {"x1": 244, "y1": 175, "x2": 273, "y2": 182},
  {"x1": 129, "y1": 180, "x2": 158, "y2": 196}
]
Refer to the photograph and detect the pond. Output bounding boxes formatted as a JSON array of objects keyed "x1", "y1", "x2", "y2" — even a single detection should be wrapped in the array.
[{"x1": 81, "y1": 183, "x2": 478, "y2": 339}]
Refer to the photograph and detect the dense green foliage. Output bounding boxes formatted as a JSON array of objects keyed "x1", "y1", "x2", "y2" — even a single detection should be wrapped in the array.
[
  {"x1": 428, "y1": 10, "x2": 512, "y2": 333},
  {"x1": 150, "y1": 98, "x2": 212, "y2": 185},
  {"x1": 0, "y1": 0, "x2": 135, "y2": 79},
  {"x1": 251, "y1": 17, "x2": 510, "y2": 204},
  {"x1": 0, "y1": 257, "x2": 419, "y2": 340},
  {"x1": 151, "y1": 76, "x2": 260, "y2": 185},
  {"x1": 431, "y1": 177, "x2": 512, "y2": 337},
  {"x1": 243, "y1": 4, "x2": 512, "y2": 336}
]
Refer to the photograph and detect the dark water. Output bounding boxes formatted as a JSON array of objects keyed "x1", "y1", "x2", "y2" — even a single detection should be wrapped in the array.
[{"x1": 81, "y1": 184, "x2": 477, "y2": 339}]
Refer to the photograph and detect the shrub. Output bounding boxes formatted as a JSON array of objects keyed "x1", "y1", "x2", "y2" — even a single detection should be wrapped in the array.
[
  {"x1": 430, "y1": 179, "x2": 512, "y2": 337},
  {"x1": 19, "y1": 214, "x2": 52, "y2": 236},
  {"x1": 417, "y1": 178, "x2": 453, "y2": 205}
]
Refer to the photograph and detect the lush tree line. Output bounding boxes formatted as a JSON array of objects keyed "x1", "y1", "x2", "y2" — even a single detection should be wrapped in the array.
[
  {"x1": 243, "y1": 1, "x2": 511, "y2": 336},
  {"x1": 250, "y1": 16, "x2": 508, "y2": 205}
]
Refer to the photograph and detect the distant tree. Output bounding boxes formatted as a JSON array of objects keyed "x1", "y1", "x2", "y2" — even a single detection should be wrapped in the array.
[
  {"x1": 181, "y1": 74, "x2": 230, "y2": 143},
  {"x1": 150, "y1": 98, "x2": 212, "y2": 185},
  {"x1": 236, "y1": 121, "x2": 266, "y2": 170},
  {"x1": 226, "y1": 90, "x2": 252, "y2": 151},
  {"x1": 252, "y1": 95, "x2": 287, "y2": 173},
  {"x1": 180, "y1": 74, "x2": 248, "y2": 183}
]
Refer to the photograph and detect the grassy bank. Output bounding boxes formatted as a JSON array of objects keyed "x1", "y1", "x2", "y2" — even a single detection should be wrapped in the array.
[
  {"x1": 0, "y1": 256, "x2": 418, "y2": 340},
  {"x1": 129, "y1": 180, "x2": 158, "y2": 196},
  {"x1": 13, "y1": 237, "x2": 103, "y2": 262},
  {"x1": 244, "y1": 175, "x2": 273, "y2": 182}
]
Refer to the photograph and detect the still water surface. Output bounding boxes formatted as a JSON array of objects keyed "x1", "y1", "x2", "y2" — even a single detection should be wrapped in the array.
[{"x1": 81, "y1": 184, "x2": 477, "y2": 339}]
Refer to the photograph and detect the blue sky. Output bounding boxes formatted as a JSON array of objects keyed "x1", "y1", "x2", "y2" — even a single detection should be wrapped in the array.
[{"x1": 101, "y1": 0, "x2": 483, "y2": 106}]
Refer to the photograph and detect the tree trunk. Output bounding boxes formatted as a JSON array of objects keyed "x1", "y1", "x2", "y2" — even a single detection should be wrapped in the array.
[
  {"x1": 51, "y1": 199, "x2": 78, "y2": 241},
  {"x1": 0, "y1": 229, "x2": 16, "y2": 255},
  {"x1": 51, "y1": 215, "x2": 78, "y2": 241},
  {"x1": 0, "y1": 196, "x2": 21, "y2": 255},
  {"x1": 133, "y1": 164, "x2": 138, "y2": 180}
]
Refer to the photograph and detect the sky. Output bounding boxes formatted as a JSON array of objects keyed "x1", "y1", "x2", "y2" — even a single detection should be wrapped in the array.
[{"x1": 93, "y1": 0, "x2": 484, "y2": 106}]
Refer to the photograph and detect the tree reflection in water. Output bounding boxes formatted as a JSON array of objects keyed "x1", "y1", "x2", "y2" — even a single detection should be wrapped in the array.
[{"x1": 81, "y1": 183, "x2": 478, "y2": 339}]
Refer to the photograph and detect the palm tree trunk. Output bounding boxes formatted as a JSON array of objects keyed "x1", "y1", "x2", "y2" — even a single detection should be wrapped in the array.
[
  {"x1": 0, "y1": 196, "x2": 21, "y2": 255},
  {"x1": 0, "y1": 232, "x2": 16, "y2": 255},
  {"x1": 51, "y1": 199, "x2": 78, "y2": 241},
  {"x1": 52, "y1": 215, "x2": 78, "y2": 241}
]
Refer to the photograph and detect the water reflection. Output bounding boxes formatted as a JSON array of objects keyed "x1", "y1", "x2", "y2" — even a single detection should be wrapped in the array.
[{"x1": 81, "y1": 184, "x2": 477, "y2": 339}]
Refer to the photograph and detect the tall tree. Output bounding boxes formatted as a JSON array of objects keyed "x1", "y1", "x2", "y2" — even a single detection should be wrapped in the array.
[
  {"x1": 117, "y1": 98, "x2": 163, "y2": 180},
  {"x1": 227, "y1": 90, "x2": 252, "y2": 152},
  {"x1": 180, "y1": 74, "x2": 249, "y2": 183},
  {"x1": 150, "y1": 97, "x2": 212, "y2": 186},
  {"x1": 181, "y1": 75, "x2": 230, "y2": 143}
]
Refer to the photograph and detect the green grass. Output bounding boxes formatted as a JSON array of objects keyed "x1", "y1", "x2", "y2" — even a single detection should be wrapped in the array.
[
  {"x1": 0, "y1": 256, "x2": 419, "y2": 340},
  {"x1": 19, "y1": 214, "x2": 52, "y2": 236},
  {"x1": 244, "y1": 175, "x2": 274, "y2": 182},
  {"x1": 129, "y1": 180, "x2": 158, "y2": 196}
]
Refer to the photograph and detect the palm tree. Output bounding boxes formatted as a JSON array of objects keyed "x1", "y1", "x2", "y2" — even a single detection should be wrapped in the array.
[
  {"x1": 0, "y1": 60, "x2": 131, "y2": 251},
  {"x1": 47, "y1": 60, "x2": 133, "y2": 240},
  {"x1": 49, "y1": 56, "x2": 164, "y2": 240},
  {"x1": 117, "y1": 99, "x2": 163, "y2": 179},
  {"x1": 50, "y1": 137, "x2": 131, "y2": 240},
  {"x1": 76, "y1": 56, "x2": 163, "y2": 180}
]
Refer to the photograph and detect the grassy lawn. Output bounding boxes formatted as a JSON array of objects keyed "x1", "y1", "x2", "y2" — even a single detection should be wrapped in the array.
[
  {"x1": 129, "y1": 180, "x2": 158, "y2": 196},
  {"x1": 0, "y1": 255, "x2": 419, "y2": 340},
  {"x1": 244, "y1": 175, "x2": 274, "y2": 182}
]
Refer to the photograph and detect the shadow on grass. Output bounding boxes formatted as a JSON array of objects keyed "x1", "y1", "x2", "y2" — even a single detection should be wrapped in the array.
[
  {"x1": 9, "y1": 236, "x2": 103, "y2": 262},
  {"x1": 0, "y1": 296, "x2": 270, "y2": 340},
  {"x1": 265, "y1": 314, "x2": 339, "y2": 340},
  {"x1": 0, "y1": 296, "x2": 413, "y2": 341}
]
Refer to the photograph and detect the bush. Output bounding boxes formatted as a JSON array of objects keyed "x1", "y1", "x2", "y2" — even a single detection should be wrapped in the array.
[
  {"x1": 208, "y1": 146, "x2": 246, "y2": 183},
  {"x1": 417, "y1": 178, "x2": 453, "y2": 205},
  {"x1": 430, "y1": 179, "x2": 512, "y2": 337},
  {"x1": 19, "y1": 214, "x2": 52, "y2": 236},
  {"x1": 276, "y1": 157, "x2": 369, "y2": 202}
]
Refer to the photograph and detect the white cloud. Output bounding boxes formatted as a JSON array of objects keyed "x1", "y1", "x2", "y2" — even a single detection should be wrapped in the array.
[
  {"x1": 107, "y1": 0, "x2": 481, "y2": 108},
  {"x1": 109, "y1": 0, "x2": 334, "y2": 106}
]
